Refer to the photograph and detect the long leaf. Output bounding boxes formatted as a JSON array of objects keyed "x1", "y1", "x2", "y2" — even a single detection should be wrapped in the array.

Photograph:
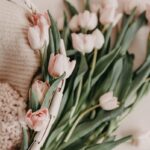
[
  {"x1": 120, "y1": 13, "x2": 146, "y2": 55},
  {"x1": 86, "y1": 136, "x2": 131, "y2": 150},
  {"x1": 64, "y1": 0, "x2": 78, "y2": 16},
  {"x1": 92, "y1": 47, "x2": 120, "y2": 86},
  {"x1": 48, "y1": 11, "x2": 61, "y2": 53},
  {"x1": 60, "y1": 108, "x2": 124, "y2": 149},
  {"x1": 21, "y1": 127, "x2": 29, "y2": 150},
  {"x1": 41, "y1": 73, "x2": 65, "y2": 108}
]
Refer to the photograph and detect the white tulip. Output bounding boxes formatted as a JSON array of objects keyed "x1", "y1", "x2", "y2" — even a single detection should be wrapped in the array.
[
  {"x1": 99, "y1": 0, "x2": 122, "y2": 26},
  {"x1": 71, "y1": 33, "x2": 95, "y2": 54},
  {"x1": 99, "y1": 91, "x2": 119, "y2": 111},
  {"x1": 100, "y1": 0, "x2": 118, "y2": 9},
  {"x1": 78, "y1": 10, "x2": 98, "y2": 31},
  {"x1": 92, "y1": 29, "x2": 104, "y2": 49}
]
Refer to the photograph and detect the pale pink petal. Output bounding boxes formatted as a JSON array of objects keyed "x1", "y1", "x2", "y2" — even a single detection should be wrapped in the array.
[
  {"x1": 28, "y1": 26, "x2": 42, "y2": 50},
  {"x1": 92, "y1": 29, "x2": 104, "y2": 49},
  {"x1": 53, "y1": 54, "x2": 65, "y2": 77},
  {"x1": 69, "y1": 15, "x2": 79, "y2": 31}
]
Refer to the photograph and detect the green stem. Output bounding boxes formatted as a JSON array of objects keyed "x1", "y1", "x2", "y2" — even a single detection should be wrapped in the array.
[
  {"x1": 69, "y1": 77, "x2": 83, "y2": 120},
  {"x1": 64, "y1": 104, "x2": 100, "y2": 142},
  {"x1": 90, "y1": 49, "x2": 98, "y2": 76}
]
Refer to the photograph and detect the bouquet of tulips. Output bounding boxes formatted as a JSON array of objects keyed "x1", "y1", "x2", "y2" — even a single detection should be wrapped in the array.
[{"x1": 21, "y1": 0, "x2": 150, "y2": 150}]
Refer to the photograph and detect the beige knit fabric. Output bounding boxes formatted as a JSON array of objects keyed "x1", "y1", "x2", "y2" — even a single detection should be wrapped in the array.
[
  {"x1": 0, "y1": 82, "x2": 26, "y2": 150},
  {"x1": 0, "y1": 0, "x2": 40, "y2": 99}
]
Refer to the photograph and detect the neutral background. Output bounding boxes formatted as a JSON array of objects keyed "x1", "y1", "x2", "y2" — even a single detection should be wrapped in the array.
[{"x1": 32, "y1": 0, "x2": 150, "y2": 149}]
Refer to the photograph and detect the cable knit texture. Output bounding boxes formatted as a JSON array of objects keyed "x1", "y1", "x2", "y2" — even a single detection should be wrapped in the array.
[
  {"x1": 0, "y1": 0, "x2": 40, "y2": 99},
  {"x1": 0, "y1": 82, "x2": 26, "y2": 150}
]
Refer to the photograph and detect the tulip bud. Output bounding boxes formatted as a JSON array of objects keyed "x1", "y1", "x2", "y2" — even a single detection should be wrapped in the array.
[
  {"x1": 30, "y1": 80, "x2": 49, "y2": 105},
  {"x1": 28, "y1": 12, "x2": 50, "y2": 50},
  {"x1": 48, "y1": 53, "x2": 76, "y2": 79},
  {"x1": 71, "y1": 33, "x2": 94, "y2": 54},
  {"x1": 92, "y1": 29, "x2": 104, "y2": 50},
  {"x1": 99, "y1": 91, "x2": 119, "y2": 111}
]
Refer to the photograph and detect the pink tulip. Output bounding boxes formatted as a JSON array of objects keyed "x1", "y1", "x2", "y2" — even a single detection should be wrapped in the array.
[
  {"x1": 28, "y1": 12, "x2": 50, "y2": 50},
  {"x1": 30, "y1": 80, "x2": 49, "y2": 104},
  {"x1": 72, "y1": 33, "x2": 95, "y2": 54},
  {"x1": 25, "y1": 108, "x2": 49, "y2": 131},
  {"x1": 99, "y1": 91, "x2": 119, "y2": 111},
  {"x1": 48, "y1": 54, "x2": 76, "y2": 79}
]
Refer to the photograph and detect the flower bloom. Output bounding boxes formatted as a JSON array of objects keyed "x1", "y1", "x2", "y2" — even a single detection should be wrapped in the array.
[
  {"x1": 99, "y1": 0, "x2": 122, "y2": 26},
  {"x1": 72, "y1": 33, "x2": 94, "y2": 54},
  {"x1": 48, "y1": 54, "x2": 76, "y2": 79},
  {"x1": 99, "y1": 91, "x2": 119, "y2": 111},
  {"x1": 122, "y1": 0, "x2": 150, "y2": 15},
  {"x1": 28, "y1": 12, "x2": 50, "y2": 50},
  {"x1": 71, "y1": 29, "x2": 104, "y2": 53},
  {"x1": 25, "y1": 108, "x2": 49, "y2": 131},
  {"x1": 92, "y1": 29, "x2": 105, "y2": 50},
  {"x1": 30, "y1": 80, "x2": 49, "y2": 104},
  {"x1": 69, "y1": 10, "x2": 98, "y2": 31}
]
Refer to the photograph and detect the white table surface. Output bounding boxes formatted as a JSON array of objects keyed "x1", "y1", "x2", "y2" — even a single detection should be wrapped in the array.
[{"x1": 32, "y1": 0, "x2": 150, "y2": 149}]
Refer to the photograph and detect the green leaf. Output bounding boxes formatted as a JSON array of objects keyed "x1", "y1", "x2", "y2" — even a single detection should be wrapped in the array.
[
  {"x1": 107, "y1": 58, "x2": 123, "y2": 91},
  {"x1": 60, "y1": 108, "x2": 124, "y2": 149},
  {"x1": 67, "y1": 49, "x2": 78, "y2": 56},
  {"x1": 41, "y1": 44, "x2": 48, "y2": 81},
  {"x1": 114, "y1": 54, "x2": 133, "y2": 99},
  {"x1": 43, "y1": 124, "x2": 66, "y2": 148},
  {"x1": 115, "y1": 9, "x2": 136, "y2": 48},
  {"x1": 48, "y1": 11, "x2": 61, "y2": 53},
  {"x1": 101, "y1": 25, "x2": 113, "y2": 56},
  {"x1": 127, "y1": 56, "x2": 150, "y2": 100},
  {"x1": 74, "y1": 54, "x2": 88, "y2": 90},
  {"x1": 85, "y1": 0, "x2": 90, "y2": 11},
  {"x1": 92, "y1": 47, "x2": 120, "y2": 86},
  {"x1": 41, "y1": 73, "x2": 65, "y2": 108},
  {"x1": 29, "y1": 89, "x2": 40, "y2": 111},
  {"x1": 48, "y1": 28, "x2": 55, "y2": 54},
  {"x1": 21, "y1": 127, "x2": 29, "y2": 150},
  {"x1": 64, "y1": 0, "x2": 78, "y2": 16},
  {"x1": 62, "y1": 26, "x2": 70, "y2": 49},
  {"x1": 120, "y1": 13, "x2": 146, "y2": 55},
  {"x1": 86, "y1": 136, "x2": 131, "y2": 150}
]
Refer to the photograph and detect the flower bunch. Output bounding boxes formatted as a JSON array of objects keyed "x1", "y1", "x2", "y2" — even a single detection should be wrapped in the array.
[{"x1": 22, "y1": 0, "x2": 150, "y2": 150}]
